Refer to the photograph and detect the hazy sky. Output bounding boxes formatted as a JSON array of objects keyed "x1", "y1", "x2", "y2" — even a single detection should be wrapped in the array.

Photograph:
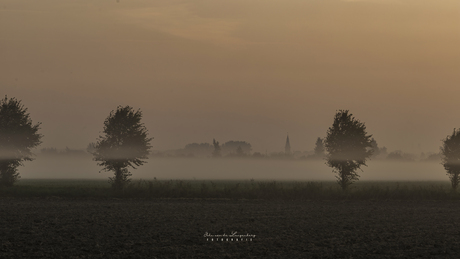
[{"x1": 1, "y1": 0, "x2": 459, "y2": 154}]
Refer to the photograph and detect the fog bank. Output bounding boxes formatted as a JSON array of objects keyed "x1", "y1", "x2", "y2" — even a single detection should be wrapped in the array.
[{"x1": 19, "y1": 157, "x2": 446, "y2": 181}]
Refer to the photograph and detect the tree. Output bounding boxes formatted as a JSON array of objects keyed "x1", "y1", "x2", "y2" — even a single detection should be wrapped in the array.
[
  {"x1": 212, "y1": 139, "x2": 221, "y2": 157},
  {"x1": 92, "y1": 106, "x2": 152, "y2": 190},
  {"x1": 313, "y1": 137, "x2": 325, "y2": 158},
  {"x1": 221, "y1": 140, "x2": 252, "y2": 156},
  {"x1": 324, "y1": 110, "x2": 373, "y2": 190},
  {"x1": 441, "y1": 128, "x2": 460, "y2": 190},
  {"x1": 236, "y1": 146, "x2": 245, "y2": 157},
  {"x1": 369, "y1": 138, "x2": 380, "y2": 158},
  {"x1": 0, "y1": 96, "x2": 42, "y2": 186}
]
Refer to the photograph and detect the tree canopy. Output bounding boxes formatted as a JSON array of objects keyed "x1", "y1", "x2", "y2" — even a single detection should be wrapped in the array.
[
  {"x1": 441, "y1": 128, "x2": 460, "y2": 189},
  {"x1": 0, "y1": 96, "x2": 42, "y2": 186},
  {"x1": 313, "y1": 137, "x2": 325, "y2": 158},
  {"x1": 221, "y1": 140, "x2": 252, "y2": 156},
  {"x1": 92, "y1": 106, "x2": 152, "y2": 189},
  {"x1": 324, "y1": 110, "x2": 373, "y2": 190}
]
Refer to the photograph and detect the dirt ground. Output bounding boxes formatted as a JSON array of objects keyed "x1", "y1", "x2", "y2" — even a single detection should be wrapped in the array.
[{"x1": 1, "y1": 198, "x2": 460, "y2": 258}]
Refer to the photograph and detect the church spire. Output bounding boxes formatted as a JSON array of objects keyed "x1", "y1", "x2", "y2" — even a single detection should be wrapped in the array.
[{"x1": 285, "y1": 134, "x2": 291, "y2": 155}]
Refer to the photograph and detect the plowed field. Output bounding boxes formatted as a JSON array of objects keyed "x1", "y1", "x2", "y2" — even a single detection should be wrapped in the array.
[{"x1": 1, "y1": 198, "x2": 460, "y2": 258}]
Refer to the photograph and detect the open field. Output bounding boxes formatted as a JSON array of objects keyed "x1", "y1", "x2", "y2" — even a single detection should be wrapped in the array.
[
  {"x1": 1, "y1": 179, "x2": 460, "y2": 200},
  {"x1": 2, "y1": 197, "x2": 460, "y2": 258},
  {"x1": 3, "y1": 180, "x2": 460, "y2": 258}
]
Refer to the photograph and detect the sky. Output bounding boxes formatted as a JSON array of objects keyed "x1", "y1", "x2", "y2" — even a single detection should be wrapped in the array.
[{"x1": 1, "y1": 0, "x2": 459, "y2": 154}]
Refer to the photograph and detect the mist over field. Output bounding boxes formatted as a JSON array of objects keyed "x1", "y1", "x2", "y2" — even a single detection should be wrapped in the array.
[
  {"x1": 2, "y1": 1, "x2": 460, "y2": 258},
  {"x1": 19, "y1": 157, "x2": 446, "y2": 181}
]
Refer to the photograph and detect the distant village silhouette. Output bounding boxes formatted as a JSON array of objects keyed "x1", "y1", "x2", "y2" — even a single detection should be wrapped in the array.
[{"x1": 38, "y1": 134, "x2": 441, "y2": 162}]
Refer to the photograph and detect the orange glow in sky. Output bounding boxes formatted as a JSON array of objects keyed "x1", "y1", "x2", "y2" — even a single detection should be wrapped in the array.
[{"x1": 1, "y1": 0, "x2": 459, "y2": 153}]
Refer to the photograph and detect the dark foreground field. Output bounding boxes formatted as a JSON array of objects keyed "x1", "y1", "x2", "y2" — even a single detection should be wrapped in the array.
[{"x1": 1, "y1": 198, "x2": 460, "y2": 258}]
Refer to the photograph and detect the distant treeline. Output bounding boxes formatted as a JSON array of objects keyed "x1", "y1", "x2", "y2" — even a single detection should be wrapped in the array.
[
  {"x1": 149, "y1": 138, "x2": 442, "y2": 162},
  {"x1": 39, "y1": 147, "x2": 89, "y2": 157},
  {"x1": 38, "y1": 141, "x2": 441, "y2": 162}
]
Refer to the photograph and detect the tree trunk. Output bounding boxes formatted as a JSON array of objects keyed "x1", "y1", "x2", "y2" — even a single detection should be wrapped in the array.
[
  {"x1": 339, "y1": 170, "x2": 348, "y2": 191},
  {"x1": 112, "y1": 166, "x2": 124, "y2": 191},
  {"x1": 451, "y1": 172, "x2": 460, "y2": 190}
]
